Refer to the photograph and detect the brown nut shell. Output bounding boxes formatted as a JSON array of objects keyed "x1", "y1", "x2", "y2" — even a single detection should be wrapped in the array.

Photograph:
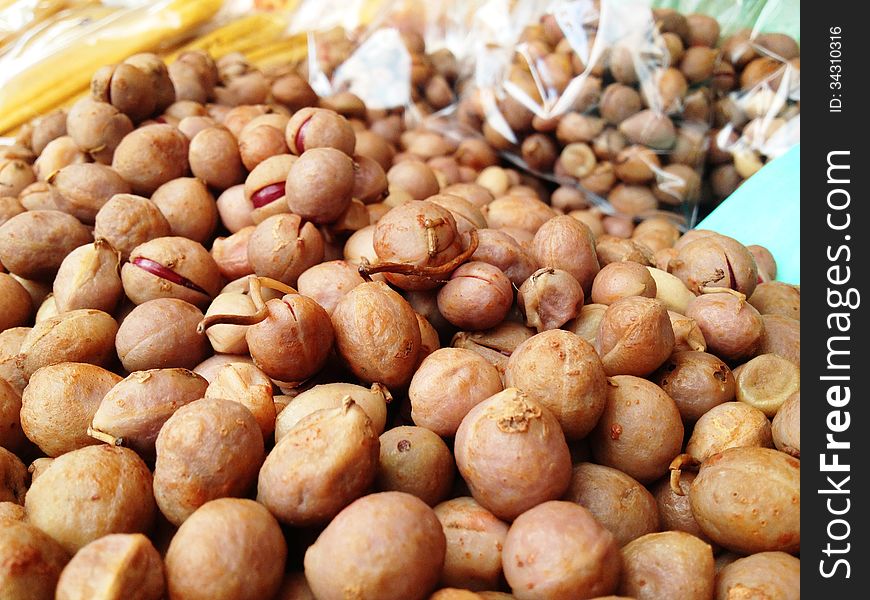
[
  {"x1": 532, "y1": 215, "x2": 599, "y2": 294},
  {"x1": 0, "y1": 210, "x2": 92, "y2": 280},
  {"x1": 434, "y1": 497, "x2": 508, "y2": 591},
  {"x1": 115, "y1": 298, "x2": 208, "y2": 372},
  {"x1": 590, "y1": 375, "x2": 683, "y2": 483},
  {"x1": 94, "y1": 194, "x2": 171, "y2": 260},
  {"x1": 685, "y1": 293, "x2": 764, "y2": 361},
  {"x1": 686, "y1": 401, "x2": 773, "y2": 463},
  {"x1": 715, "y1": 551, "x2": 800, "y2": 600},
  {"x1": 618, "y1": 531, "x2": 714, "y2": 600},
  {"x1": 772, "y1": 391, "x2": 800, "y2": 458},
  {"x1": 165, "y1": 498, "x2": 286, "y2": 600},
  {"x1": 596, "y1": 297, "x2": 675, "y2": 377},
  {"x1": 518, "y1": 268, "x2": 584, "y2": 332},
  {"x1": 53, "y1": 240, "x2": 123, "y2": 313},
  {"x1": 438, "y1": 262, "x2": 514, "y2": 331},
  {"x1": 112, "y1": 124, "x2": 190, "y2": 194},
  {"x1": 654, "y1": 350, "x2": 734, "y2": 420},
  {"x1": 247, "y1": 213, "x2": 325, "y2": 287},
  {"x1": 304, "y1": 492, "x2": 445, "y2": 600},
  {"x1": 454, "y1": 388, "x2": 572, "y2": 520},
  {"x1": 154, "y1": 397, "x2": 264, "y2": 526},
  {"x1": 0, "y1": 521, "x2": 70, "y2": 598},
  {"x1": 690, "y1": 447, "x2": 800, "y2": 554},
  {"x1": 376, "y1": 425, "x2": 454, "y2": 506},
  {"x1": 25, "y1": 445, "x2": 155, "y2": 554}
]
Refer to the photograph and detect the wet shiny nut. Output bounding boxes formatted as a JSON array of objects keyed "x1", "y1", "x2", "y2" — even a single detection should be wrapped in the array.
[
  {"x1": 91, "y1": 367, "x2": 209, "y2": 457},
  {"x1": 17, "y1": 309, "x2": 118, "y2": 380},
  {"x1": 25, "y1": 445, "x2": 156, "y2": 554},
  {"x1": 565, "y1": 462, "x2": 660, "y2": 547},
  {"x1": 619, "y1": 531, "x2": 714, "y2": 600},
  {"x1": 94, "y1": 194, "x2": 171, "y2": 260},
  {"x1": 286, "y1": 107, "x2": 356, "y2": 156},
  {"x1": 122, "y1": 236, "x2": 222, "y2": 308},
  {"x1": 518, "y1": 268, "x2": 584, "y2": 332},
  {"x1": 247, "y1": 213, "x2": 324, "y2": 286},
  {"x1": 434, "y1": 497, "x2": 509, "y2": 591},
  {"x1": 596, "y1": 297, "x2": 674, "y2": 377},
  {"x1": 55, "y1": 533, "x2": 164, "y2": 600},
  {"x1": 0, "y1": 209, "x2": 92, "y2": 280},
  {"x1": 438, "y1": 262, "x2": 514, "y2": 331},
  {"x1": 376, "y1": 425, "x2": 454, "y2": 506},
  {"x1": 53, "y1": 239, "x2": 123, "y2": 313},
  {"x1": 165, "y1": 498, "x2": 287, "y2": 600},
  {"x1": 285, "y1": 147, "x2": 355, "y2": 223},
  {"x1": 21, "y1": 362, "x2": 121, "y2": 457},
  {"x1": 654, "y1": 351, "x2": 735, "y2": 420},
  {"x1": 686, "y1": 401, "x2": 773, "y2": 463},
  {"x1": 115, "y1": 298, "x2": 208, "y2": 371},
  {"x1": 150, "y1": 177, "x2": 218, "y2": 244},
  {"x1": 112, "y1": 124, "x2": 190, "y2": 195},
  {"x1": 454, "y1": 388, "x2": 572, "y2": 520},
  {"x1": 154, "y1": 397, "x2": 264, "y2": 526},
  {"x1": 502, "y1": 501, "x2": 621, "y2": 599},
  {"x1": 409, "y1": 347, "x2": 503, "y2": 438},
  {"x1": 690, "y1": 447, "x2": 800, "y2": 554},
  {"x1": 189, "y1": 127, "x2": 245, "y2": 190},
  {"x1": 590, "y1": 375, "x2": 684, "y2": 483}
]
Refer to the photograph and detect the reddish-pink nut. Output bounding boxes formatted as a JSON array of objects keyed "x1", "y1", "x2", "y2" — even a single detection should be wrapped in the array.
[
  {"x1": 285, "y1": 107, "x2": 356, "y2": 156},
  {"x1": 211, "y1": 226, "x2": 255, "y2": 281},
  {"x1": 121, "y1": 237, "x2": 221, "y2": 308},
  {"x1": 437, "y1": 262, "x2": 513, "y2": 331}
]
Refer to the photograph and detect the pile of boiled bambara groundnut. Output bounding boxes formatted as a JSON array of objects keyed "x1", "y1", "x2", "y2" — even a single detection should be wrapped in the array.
[{"x1": 0, "y1": 37, "x2": 799, "y2": 600}]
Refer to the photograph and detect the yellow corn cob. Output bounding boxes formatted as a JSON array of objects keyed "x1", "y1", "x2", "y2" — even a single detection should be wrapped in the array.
[
  {"x1": 245, "y1": 34, "x2": 307, "y2": 69},
  {"x1": 164, "y1": 12, "x2": 288, "y2": 62},
  {"x1": 0, "y1": 0, "x2": 222, "y2": 135}
]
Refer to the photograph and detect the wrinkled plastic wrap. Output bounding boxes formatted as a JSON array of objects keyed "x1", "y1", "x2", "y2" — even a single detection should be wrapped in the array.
[{"x1": 452, "y1": 0, "x2": 800, "y2": 226}]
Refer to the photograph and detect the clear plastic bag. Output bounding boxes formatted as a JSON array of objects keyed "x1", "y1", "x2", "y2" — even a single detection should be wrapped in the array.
[{"x1": 454, "y1": 0, "x2": 800, "y2": 227}]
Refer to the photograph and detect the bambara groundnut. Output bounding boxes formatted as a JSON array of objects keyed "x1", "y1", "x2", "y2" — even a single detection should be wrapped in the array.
[
  {"x1": 285, "y1": 148, "x2": 355, "y2": 224},
  {"x1": 409, "y1": 347, "x2": 503, "y2": 437},
  {"x1": 204, "y1": 362, "x2": 276, "y2": 438},
  {"x1": 748, "y1": 281, "x2": 800, "y2": 319},
  {"x1": 154, "y1": 398, "x2": 264, "y2": 526},
  {"x1": 532, "y1": 215, "x2": 600, "y2": 294},
  {"x1": 150, "y1": 177, "x2": 218, "y2": 244},
  {"x1": 590, "y1": 376, "x2": 684, "y2": 483},
  {"x1": 564, "y1": 462, "x2": 660, "y2": 547},
  {"x1": 668, "y1": 234, "x2": 758, "y2": 297},
  {"x1": 20, "y1": 362, "x2": 121, "y2": 457},
  {"x1": 0, "y1": 272, "x2": 33, "y2": 331},
  {"x1": 0, "y1": 378, "x2": 25, "y2": 451},
  {"x1": 758, "y1": 313, "x2": 800, "y2": 366},
  {"x1": 517, "y1": 267, "x2": 584, "y2": 332},
  {"x1": 376, "y1": 425, "x2": 454, "y2": 506},
  {"x1": 505, "y1": 329, "x2": 606, "y2": 440},
  {"x1": 0, "y1": 521, "x2": 70, "y2": 598},
  {"x1": 686, "y1": 292, "x2": 764, "y2": 361},
  {"x1": 565, "y1": 303, "x2": 608, "y2": 345},
  {"x1": 90, "y1": 368, "x2": 208, "y2": 457},
  {"x1": 17, "y1": 309, "x2": 118, "y2": 380},
  {"x1": 296, "y1": 260, "x2": 365, "y2": 315},
  {"x1": 93, "y1": 194, "x2": 171, "y2": 260},
  {"x1": 735, "y1": 353, "x2": 800, "y2": 416},
  {"x1": 596, "y1": 297, "x2": 675, "y2": 377},
  {"x1": 275, "y1": 382, "x2": 390, "y2": 440},
  {"x1": 618, "y1": 531, "x2": 714, "y2": 600},
  {"x1": 591, "y1": 261, "x2": 656, "y2": 305},
  {"x1": 24, "y1": 445, "x2": 156, "y2": 554},
  {"x1": 434, "y1": 497, "x2": 509, "y2": 591},
  {"x1": 286, "y1": 107, "x2": 356, "y2": 156},
  {"x1": 258, "y1": 399, "x2": 378, "y2": 526},
  {"x1": 652, "y1": 471, "x2": 711, "y2": 543},
  {"x1": 715, "y1": 551, "x2": 800, "y2": 600},
  {"x1": 165, "y1": 498, "x2": 287, "y2": 600},
  {"x1": 112, "y1": 124, "x2": 189, "y2": 195},
  {"x1": 471, "y1": 228, "x2": 537, "y2": 286},
  {"x1": 55, "y1": 533, "x2": 165, "y2": 600},
  {"x1": 654, "y1": 351, "x2": 735, "y2": 420},
  {"x1": 686, "y1": 401, "x2": 773, "y2": 463},
  {"x1": 53, "y1": 239, "x2": 123, "y2": 313},
  {"x1": 331, "y1": 281, "x2": 422, "y2": 388},
  {"x1": 454, "y1": 388, "x2": 572, "y2": 520},
  {"x1": 502, "y1": 501, "x2": 621, "y2": 600},
  {"x1": 304, "y1": 492, "x2": 446, "y2": 600},
  {"x1": 0, "y1": 210, "x2": 92, "y2": 280},
  {"x1": 247, "y1": 213, "x2": 325, "y2": 287},
  {"x1": 691, "y1": 447, "x2": 800, "y2": 554},
  {"x1": 202, "y1": 292, "x2": 256, "y2": 353},
  {"x1": 115, "y1": 299, "x2": 208, "y2": 372},
  {"x1": 0, "y1": 446, "x2": 27, "y2": 504},
  {"x1": 772, "y1": 391, "x2": 800, "y2": 457},
  {"x1": 438, "y1": 262, "x2": 514, "y2": 331}
]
